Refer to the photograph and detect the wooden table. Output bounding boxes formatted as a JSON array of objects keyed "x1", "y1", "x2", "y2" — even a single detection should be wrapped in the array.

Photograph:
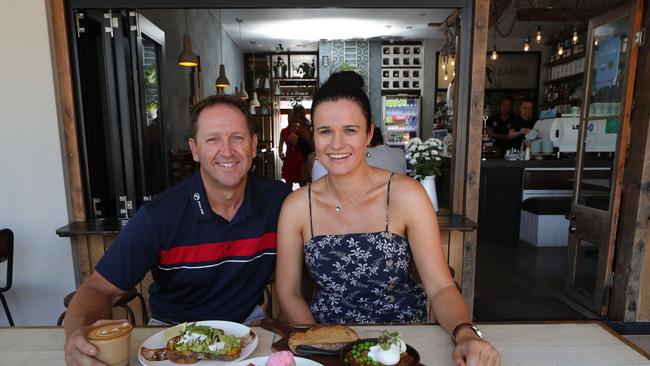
[{"x1": 0, "y1": 323, "x2": 647, "y2": 365}]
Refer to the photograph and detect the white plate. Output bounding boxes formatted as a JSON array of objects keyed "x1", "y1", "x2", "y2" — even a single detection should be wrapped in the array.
[
  {"x1": 138, "y1": 320, "x2": 258, "y2": 366},
  {"x1": 230, "y1": 356, "x2": 324, "y2": 366}
]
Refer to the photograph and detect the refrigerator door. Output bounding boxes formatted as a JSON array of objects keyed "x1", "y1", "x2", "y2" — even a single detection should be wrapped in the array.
[{"x1": 382, "y1": 95, "x2": 421, "y2": 147}]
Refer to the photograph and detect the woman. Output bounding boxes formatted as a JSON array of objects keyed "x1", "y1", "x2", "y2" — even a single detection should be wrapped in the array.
[
  {"x1": 279, "y1": 111, "x2": 304, "y2": 185},
  {"x1": 276, "y1": 72, "x2": 500, "y2": 365}
]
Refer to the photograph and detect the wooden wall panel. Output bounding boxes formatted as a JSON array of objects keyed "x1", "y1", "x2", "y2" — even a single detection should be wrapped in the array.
[
  {"x1": 50, "y1": 0, "x2": 86, "y2": 221},
  {"x1": 73, "y1": 236, "x2": 91, "y2": 285},
  {"x1": 610, "y1": 1, "x2": 650, "y2": 321},
  {"x1": 461, "y1": 0, "x2": 490, "y2": 314}
]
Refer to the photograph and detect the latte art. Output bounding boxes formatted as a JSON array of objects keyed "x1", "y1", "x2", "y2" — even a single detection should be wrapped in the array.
[{"x1": 87, "y1": 322, "x2": 132, "y2": 340}]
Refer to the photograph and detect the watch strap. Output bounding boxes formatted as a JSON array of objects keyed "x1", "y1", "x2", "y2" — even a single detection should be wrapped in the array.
[{"x1": 451, "y1": 322, "x2": 482, "y2": 345}]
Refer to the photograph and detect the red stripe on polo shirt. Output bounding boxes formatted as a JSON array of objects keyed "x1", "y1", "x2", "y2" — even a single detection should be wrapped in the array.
[{"x1": 159, "y1": 233, "x2": 277, "y2": 265}]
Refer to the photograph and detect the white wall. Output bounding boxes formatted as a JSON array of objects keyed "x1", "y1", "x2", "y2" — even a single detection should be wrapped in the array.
[{"x1": 0, "y1": 0, "x2": 76, "y2": 325}]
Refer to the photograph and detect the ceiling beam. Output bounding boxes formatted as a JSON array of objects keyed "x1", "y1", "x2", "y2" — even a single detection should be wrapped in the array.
[{"x1": 515, "y1": 8, "x2": 603, "y2": 22}]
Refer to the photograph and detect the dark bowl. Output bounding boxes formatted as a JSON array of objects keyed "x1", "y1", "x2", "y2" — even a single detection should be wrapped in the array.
[{"x1": 340, "y1": 338, "x2": 420, "y2": 366}]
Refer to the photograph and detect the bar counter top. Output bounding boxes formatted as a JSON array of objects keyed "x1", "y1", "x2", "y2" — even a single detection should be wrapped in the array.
[
  {"x1": 481, "y1": 157, "x2": 613, "y2": 169},
  {"x1": 56, "y1": 215, "x2": 476, "y2": 237}
]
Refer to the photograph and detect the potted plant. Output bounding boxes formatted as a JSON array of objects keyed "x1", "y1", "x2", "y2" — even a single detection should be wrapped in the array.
[
  {"x1": 297, "y1": 61, "x2": 316, "y2": 79},
  {"x1": 259, "y1": 96, "x2": 273, "y2": 115},
  {"x1": 144, "y1": 65, "x2": 157, "y2": 85},
  {"x1": 273, "y1": 56, "x2": 287, "y2": 78},
  {"x1": 405, "y1": 137, "x2": 444, "y2": 211},
  {"x1": 146, "y1": 100, "x2": 158, "y2": 121}
]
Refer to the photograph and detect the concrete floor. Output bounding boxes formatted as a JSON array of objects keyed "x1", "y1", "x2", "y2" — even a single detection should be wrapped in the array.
[{"x1": 473, "y1": 235, "x2": 598, "y2": 321}]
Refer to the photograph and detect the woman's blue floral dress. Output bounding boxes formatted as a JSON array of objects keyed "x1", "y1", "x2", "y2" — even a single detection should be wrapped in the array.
[{"x1": 304, "y1": 174, "x2": 427, "y2": 324}]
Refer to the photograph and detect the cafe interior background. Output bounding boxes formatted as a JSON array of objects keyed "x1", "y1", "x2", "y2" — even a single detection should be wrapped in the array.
[{"x1": 2, "y1": 0, "x2": 650, "y2": 343}]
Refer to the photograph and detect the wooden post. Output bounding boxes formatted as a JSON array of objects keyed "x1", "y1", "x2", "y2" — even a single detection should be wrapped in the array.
[
  {"x1": 460, "y1": 0, "x2": 489, "y2": 313},
  {"x1": 50, "y1": 0, "x2": 86, "y2": 222},
  {"x1": 610, "y1": 2, "x2": 650, "y2": 321}
]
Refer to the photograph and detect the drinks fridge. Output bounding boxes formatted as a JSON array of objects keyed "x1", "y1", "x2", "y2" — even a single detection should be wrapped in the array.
[{"x1": 381, "y1": 95, "x2": 421, "y2": 147}]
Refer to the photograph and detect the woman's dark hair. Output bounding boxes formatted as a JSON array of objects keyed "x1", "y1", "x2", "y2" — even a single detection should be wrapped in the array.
[
  {"x1": 310, "y1": 71, "x2": 372, "y2": 132},
  {"x1": 369, "y1": 126, "x2": 384, "y2": 146},
  {"x1": 189, "y1": 94, "x2": 252, "y2": 139}
]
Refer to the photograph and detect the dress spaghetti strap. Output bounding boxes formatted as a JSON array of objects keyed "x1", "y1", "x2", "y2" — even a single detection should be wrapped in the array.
[
  {"x1": 308, "y1": 183, "x2": 314, "y2": 239},
  {"x1": 385, "y1": 173, "x2": 394, "y2": 233}
]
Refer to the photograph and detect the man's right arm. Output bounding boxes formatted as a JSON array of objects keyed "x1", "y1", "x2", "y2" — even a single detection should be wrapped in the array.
[{"x1": 63, "y1": 272, "x2": 126, "y2": 365}]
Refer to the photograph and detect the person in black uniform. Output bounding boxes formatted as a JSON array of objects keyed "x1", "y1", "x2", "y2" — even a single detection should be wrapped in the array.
[
  {"x1": 486, "y1": 96, "x2": 523, "y2": 154},
  {"x1": 509, "y1": 98, "x2": 536, "y2": 149}
]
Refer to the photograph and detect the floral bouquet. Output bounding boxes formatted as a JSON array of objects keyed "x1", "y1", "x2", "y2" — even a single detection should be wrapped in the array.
[{"x1": 405, "y1": 137, "x2": 444, "y2": 180}]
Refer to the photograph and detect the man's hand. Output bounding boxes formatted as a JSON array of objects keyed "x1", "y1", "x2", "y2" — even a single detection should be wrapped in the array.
[
  {"x1": 521, "y1": 128, "x2": 531, "y2": 136},
  {"x1": 451, "y1": 329, "x2": 501, "y2": 366},
  {"x1": 64, "y1": 319, "x2": 124, "y2": 366}
]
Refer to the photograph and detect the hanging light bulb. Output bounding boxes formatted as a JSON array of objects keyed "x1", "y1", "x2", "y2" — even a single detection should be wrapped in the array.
[
  {"x1": 442, "y1": 62, "x2": 446, "y2": 70},
  {"x1": 178, "y1": 10, "x2": 198, "y2": 67},
  {"x1": 572, "y1": 27, "x2": 578, "y2": 44},
  {"x1": 523, "y1": 36, "x2": 531, "y2": 52},
  {"x1": 215, "y1": 9, "x2": 230, "y2": 91},
  {"x1": 594, "y1": 37, "x2": 599, "y2": 46},
  {"x1": 444, "y1": 70, "x2": 448, "y2": 81},
  {"x1": 535, "y1": 25, "x2": 542, "y2": 44},
  {"x1": 558, "y1": 44, "x2": 564, "y2": 56},
  {"x1": 450, "y1": 54, "x2": 455, "y2": 66},
  {"x1": 491, "y1": 45, "x2": 498, "y2": 61},
  {"x1": 235, "y1": 18, "x2": 248, "y2": 100}
]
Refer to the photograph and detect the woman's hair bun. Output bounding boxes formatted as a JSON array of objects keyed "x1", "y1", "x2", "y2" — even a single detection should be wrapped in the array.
[{"x1": 324, "y1": 71, "x2": 365, "y2": 90}]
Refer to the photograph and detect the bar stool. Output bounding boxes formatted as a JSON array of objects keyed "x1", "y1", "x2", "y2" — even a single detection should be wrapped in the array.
[
  {"x1": 0, "y1": 229, "x2": 14, "y2": 326},
  {"x1": 57, "y1": 288, "x2": 148, "y2": 326}
]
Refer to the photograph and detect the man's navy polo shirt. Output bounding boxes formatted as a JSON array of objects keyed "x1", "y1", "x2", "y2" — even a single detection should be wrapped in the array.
[{"x1": 96, "y1": 172, "x2": 291, "y2": 323}]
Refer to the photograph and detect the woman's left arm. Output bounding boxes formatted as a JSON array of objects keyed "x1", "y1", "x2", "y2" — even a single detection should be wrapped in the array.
[{"x1": 394, "y1": 177, "x2": 501, "y2": 366}]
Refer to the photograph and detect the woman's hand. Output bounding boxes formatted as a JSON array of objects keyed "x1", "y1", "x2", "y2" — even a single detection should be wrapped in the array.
[{"x1": 452, "y1": 330, "x2": 501, "y2": 366}]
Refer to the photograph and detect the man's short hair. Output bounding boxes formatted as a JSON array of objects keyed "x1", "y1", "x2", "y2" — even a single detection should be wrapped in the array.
[
  {"x1": 502, "y1": 96, "x2": 514, "y2": 104},
  {"x1": 521, "y1": 97, "x2": 534, "y2": 106},
  {"x1": 189, "y1": 94, "x2": 253, "y2": 139}
]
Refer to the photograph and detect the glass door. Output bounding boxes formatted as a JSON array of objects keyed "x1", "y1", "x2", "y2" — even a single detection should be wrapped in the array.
[
  {"x1": 71, "y1": 9, "x2": 169, "y2": 221},
  {"x1": 131, "y1": 14, "x2": 169, "y2": 206},
  {"x1": 565, "y1": 0, "x2": 643, "y2": 315}
]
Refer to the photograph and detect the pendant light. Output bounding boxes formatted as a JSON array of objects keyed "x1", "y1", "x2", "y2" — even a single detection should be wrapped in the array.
[
  {"x1": 178, "y1": 9, "x2": 198, "y2": 67},
  {"x1": 523, "y1": 36, "x2": 531, "y2": 52},
  {"x1": 572, "y1": 27, "x2": 578, "y2": 44},
  {"x1": 249, "y1": 41, "x2": 260, "y2": 108},
  {"x1": 236, "y1": 18, "x2": 248, "y2": 100},
  {"x1": 535, "y1": 25, "x2": 543, "y2": 44},
  {"x1": 215, "y1": 9, "x2": 230, "y2": 91},
  {"x1": 490, "y1": 30, "x2": 498, "y2": 61}
]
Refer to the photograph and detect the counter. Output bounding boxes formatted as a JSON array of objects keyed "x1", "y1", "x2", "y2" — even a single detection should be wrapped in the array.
[{"x1": 478, "y1": 158, "x2": 612, "y2": 237}]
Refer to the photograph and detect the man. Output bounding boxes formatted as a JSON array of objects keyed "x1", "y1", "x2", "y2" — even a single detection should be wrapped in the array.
[
  {"x1": 311, "y1": 126, "x2": 406, "y2": 181},
  {"x1": 64, "y1": 95, "x2": 291, "y2": 365},
  {"x1": 486, "y1": 97, "x2": 522, "y2": 152},
  {"x1": 508, "y1": 98, "x2": 536, "y2": 149}
]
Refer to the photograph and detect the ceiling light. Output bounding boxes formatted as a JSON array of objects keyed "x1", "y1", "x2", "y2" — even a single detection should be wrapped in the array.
[
  {"x1": 215, "y1": 9, "x2": 230, "y2": 91},
  {"x1": 523, "y1": 36, "x2": 531, "y2": 52},
  {"x1": 177, "y1": 9, "x2": 198, "y2": 67},
  {"x1": 491, "y1": 45, "x2": 498, "y2": 61},
  {"x1": 249, "y1": 40, "x2": 260, "y2": 109},
  {"x1": 444, "y1": 70, "x2": 448, "y2": 81},
  {"x1": 572, "y1": 27, "x2": 578, "y2": 44},
  {"x1": 535, "y1": 25, "x2": 542, "y2": 44},
  {"x1": 557, "y1": 44, "x2": 564, "y2": 56}
]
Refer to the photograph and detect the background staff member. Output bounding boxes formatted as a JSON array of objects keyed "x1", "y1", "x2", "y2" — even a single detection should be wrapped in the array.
[
  {"x1": 486, "y1": 96, "x2": 522, "y2": 153},
  {"x1": 509, "y1": 98, "x2": 536, "y2": 148}
]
